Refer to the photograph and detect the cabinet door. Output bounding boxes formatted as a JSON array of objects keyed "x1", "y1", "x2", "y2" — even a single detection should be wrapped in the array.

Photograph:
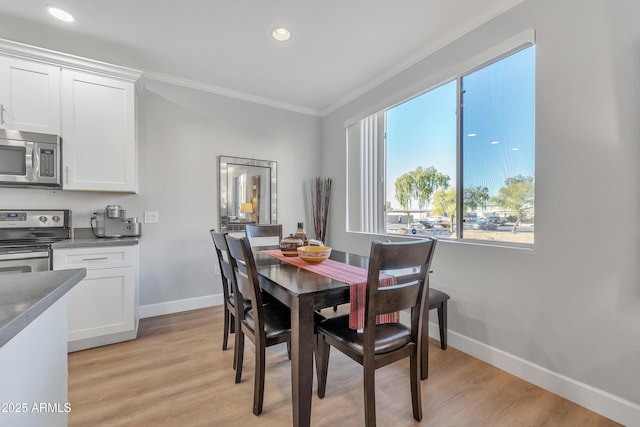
[
  {"x1": 0, "y1": 56, "x2": 60, "y2": 134},
  {"x1": 61, "y1": 70, "x2": 137, "y2": 192},
  {"x1": 66, "y1": 266, "x2": 135, "y2": 341}
]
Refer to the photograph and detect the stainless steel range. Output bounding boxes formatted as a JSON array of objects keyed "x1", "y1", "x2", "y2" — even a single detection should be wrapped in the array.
[{"x1": 0, "y1": 209, "x2": 71, "y2": 274}]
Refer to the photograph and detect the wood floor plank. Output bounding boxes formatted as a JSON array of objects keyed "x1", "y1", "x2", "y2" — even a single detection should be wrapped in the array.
[{"x1": 68, "y1": 306, "x2": 620, "y2": 426}]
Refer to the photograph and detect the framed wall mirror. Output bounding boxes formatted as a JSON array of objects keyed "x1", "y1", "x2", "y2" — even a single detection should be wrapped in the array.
[{"x1": 219, "y1": 156, "x2": 277, "y2": 232}]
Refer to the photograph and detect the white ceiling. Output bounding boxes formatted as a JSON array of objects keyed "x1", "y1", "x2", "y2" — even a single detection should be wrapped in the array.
[{"x1": 0, "y1": 0, "x2": 524, "y2": 116}]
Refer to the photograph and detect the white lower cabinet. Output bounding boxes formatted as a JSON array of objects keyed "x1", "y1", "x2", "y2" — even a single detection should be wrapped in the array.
[{"x1": 53, "y1": 245, "x2": 139, "y2": 352}]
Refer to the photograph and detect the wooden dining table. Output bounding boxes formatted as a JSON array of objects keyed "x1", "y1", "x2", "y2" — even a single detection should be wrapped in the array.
[{"x1": 254, "y1": 249, "x2": 431, "y2": 427}]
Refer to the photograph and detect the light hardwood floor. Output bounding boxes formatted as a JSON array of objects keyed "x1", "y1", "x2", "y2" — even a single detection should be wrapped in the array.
[{"x1": 68, "y1": 306, "x2": 619, "y2": 426}]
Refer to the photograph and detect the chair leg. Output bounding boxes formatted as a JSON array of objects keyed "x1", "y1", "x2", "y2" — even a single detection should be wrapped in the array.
[
  {"x1": 233, "y1": 314, "x2": 241, "y2": 370},
  {"x1": 437, "y1": 301, "x2": 448, "y2": 350},
  {"x1": 363, "y1": 364, "x2": 377, "y2": 427},
  {"x1": 253, "y1": 343, "x2": 266, "y2": 415},
  {"x1": 410, "y1": 350, "x2": 423, "y2": 421},
  {"x1": 235, "y1": 330, "x2": 245, "y2": 383},
  {"x1": 222, "y1": 306, "x2": 230, "y2": 351},
  {"x1": 315, "y1": 334, "x2": 330, "y2": 398}
]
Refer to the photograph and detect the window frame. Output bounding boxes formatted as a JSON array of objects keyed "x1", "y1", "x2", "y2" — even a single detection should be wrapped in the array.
[{"x1": 345, "y1": 30, "x2": 535, "y2": 248}]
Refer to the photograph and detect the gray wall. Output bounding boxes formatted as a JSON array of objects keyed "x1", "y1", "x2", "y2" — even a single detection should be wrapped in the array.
[
  {"x1": 136, "y1": 80, "x2": 322, "y2": 305},
  {"x1": 0, "y1": 79, "x2": 322, "y2": 308},
  {"x1": 322, "y1": 0, "x2": 640, "y2": 414}
]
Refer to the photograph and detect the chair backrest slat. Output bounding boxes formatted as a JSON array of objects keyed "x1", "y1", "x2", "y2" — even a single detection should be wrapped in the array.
[
  {"x1": 245, "y1": 224, "x2": 283, "y2": 238},
  {"x1": 378, "y1": 242, "x2": 433, "y2": 270},
  {"x1": 245, "y1": 224, "x2": 283, "y2": 250},
  {"x1": 375, "y1": 282, "x2": 421, "y2": 315}
]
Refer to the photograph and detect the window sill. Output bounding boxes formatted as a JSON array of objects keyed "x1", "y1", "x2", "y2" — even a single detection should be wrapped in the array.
[{"x1": 347, "y1": 229, "x2": 534, "y2": 251}]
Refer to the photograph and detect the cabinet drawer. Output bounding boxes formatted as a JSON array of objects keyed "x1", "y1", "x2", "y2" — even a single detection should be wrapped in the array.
[{"x1": 53, "y1": 246, "x2": 135, "y2": 270}]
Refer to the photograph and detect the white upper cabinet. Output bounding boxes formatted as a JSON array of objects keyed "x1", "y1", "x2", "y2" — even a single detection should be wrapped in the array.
[
  {"x1": 61, "y1": 70, "x2": 137, "y2": 192},
  {"x1": 0, "y1": 38, "x2": 141, "y2": 193},
  {"x1": 0, "y1": 56, "x2": 60, "y2": 134}
]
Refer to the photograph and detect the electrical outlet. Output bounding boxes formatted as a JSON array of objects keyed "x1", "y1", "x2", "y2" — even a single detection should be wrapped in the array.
[{"x1": 144, "y1": 211, "x2": 159, "y2": 224}]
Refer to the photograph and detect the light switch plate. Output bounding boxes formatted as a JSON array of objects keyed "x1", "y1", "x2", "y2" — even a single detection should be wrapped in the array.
[{"x1": 144, "y1": 211, "x2": 159, "y2": 224}]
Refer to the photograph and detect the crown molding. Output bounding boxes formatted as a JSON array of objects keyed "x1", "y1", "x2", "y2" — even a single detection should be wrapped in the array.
[
  {"x1": 142, "y1": 70, "x2": 321, "y2": 117},
  {"x1": 0, "y1": 37, "x2": 319, "y2": 116},
  {"x1": 0, "y1": 38, "x2": 142, "y2": 82}
]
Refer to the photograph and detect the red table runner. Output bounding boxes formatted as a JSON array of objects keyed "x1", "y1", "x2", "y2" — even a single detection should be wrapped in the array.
[{"x1": 262, "y1": 249, "x2": 399, "y2": 329}]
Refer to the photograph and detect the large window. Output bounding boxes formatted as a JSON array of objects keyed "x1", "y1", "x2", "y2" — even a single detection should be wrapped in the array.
[{"x1": 347, "y1": 44, "x2": 535, "y2": 245}]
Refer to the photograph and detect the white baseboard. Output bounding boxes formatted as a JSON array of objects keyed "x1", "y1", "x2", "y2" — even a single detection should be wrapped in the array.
[
  {"x1": 138, "y1": 297, "x2": 638, "y2": 426},
  {"x1": 427, "y1": 323, "x2": 640, "y2": 427},
  {"x1": 139, "y1": 294, "x2": 223, "y2": 319}
]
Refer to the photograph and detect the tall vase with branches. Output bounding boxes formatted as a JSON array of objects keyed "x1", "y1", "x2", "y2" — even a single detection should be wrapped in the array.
[{"x1": 309, "y1": 177, "x2": 332, "y2": 243}]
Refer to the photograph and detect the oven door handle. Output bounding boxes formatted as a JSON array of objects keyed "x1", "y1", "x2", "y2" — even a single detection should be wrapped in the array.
[{"x1": 0, "y1": 251, "x2": 50, "y2": 261}]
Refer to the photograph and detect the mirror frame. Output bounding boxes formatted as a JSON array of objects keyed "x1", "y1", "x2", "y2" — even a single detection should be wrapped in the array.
[{"x1": 218, "y1": 155, "x2": 277, "y2": 232}]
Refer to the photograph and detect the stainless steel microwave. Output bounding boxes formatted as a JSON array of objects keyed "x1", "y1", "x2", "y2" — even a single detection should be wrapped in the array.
[{"x1": 0, "y1": 129, "x2": 61, "y2": 189}]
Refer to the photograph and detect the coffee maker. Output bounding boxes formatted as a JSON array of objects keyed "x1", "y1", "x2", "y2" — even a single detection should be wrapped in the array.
[{"x1": 91, "y1": 205, "x2": 142, "y2": 238}]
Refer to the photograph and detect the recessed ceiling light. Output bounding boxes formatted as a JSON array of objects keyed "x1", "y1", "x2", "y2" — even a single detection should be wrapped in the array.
[
  {"x1": 512, "y1": 147, "x2": 520, "y2": 151},
  {"x1": 467, "y1": 133, "x2": 477, "y2": 137},
  {"x1": 47, "y1": 6, "x2": 75, "y2": 23},
  {"x1": 490, "y1": 141, "x2": 500, "y2": 145},
  {"x1": 272, "y1": 27, "x2": 291, "y2": 42}
]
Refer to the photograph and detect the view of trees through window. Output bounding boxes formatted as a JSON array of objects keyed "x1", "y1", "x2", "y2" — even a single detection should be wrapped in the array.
[{"x1": 385, "y1": 46, "x2": 535, "y2": 244}]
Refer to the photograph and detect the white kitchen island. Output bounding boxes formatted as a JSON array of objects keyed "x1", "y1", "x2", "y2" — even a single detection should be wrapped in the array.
[{"x1": 0, "y1": 269, "x2": 85, "y2": 427}]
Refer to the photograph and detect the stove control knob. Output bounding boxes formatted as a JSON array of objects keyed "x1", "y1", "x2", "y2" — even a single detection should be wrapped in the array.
[
  {"x1": 52, "y1": 216, "x2": 60, "y2": 223},
  {"x1": 39, "y1": 216, "x2": 48, "y2": 223}
]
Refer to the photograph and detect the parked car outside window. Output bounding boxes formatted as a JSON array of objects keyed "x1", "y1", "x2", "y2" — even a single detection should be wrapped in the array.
[
  {"x1": 472, "y1": 218, "x2": 498, "y2": 230},
  {"x1": 486, "y1": 215, "x2": 507, "y2": 225}
]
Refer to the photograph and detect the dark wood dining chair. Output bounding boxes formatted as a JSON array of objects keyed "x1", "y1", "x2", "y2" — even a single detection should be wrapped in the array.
[
  {"x1": 315, "y1": 238, "x2": 437, "y2": 427},
  {"x1": 245, "y1": 224, "x2": 283, "y2": 249},
  {"x1": 210, "y1": 229, "x2": 251, "y2": 369},
  {"x1": 225, "y1": 234, "x2": 291, "y2": 416}
]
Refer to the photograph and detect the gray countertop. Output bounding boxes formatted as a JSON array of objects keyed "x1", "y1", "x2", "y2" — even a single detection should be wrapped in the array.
[
  {"x1": 51, "y1": 228, "x2": 140, "y2": 249},
  {"x1": 0, "y1": 269, "x2": 86, "y2": 348}
]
